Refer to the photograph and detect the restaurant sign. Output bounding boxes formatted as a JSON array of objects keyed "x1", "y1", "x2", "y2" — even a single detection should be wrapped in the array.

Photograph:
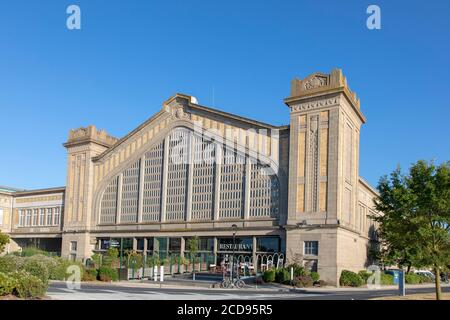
[{"x1": 217, "y1": 237, "x2": 253, "y2": 252}]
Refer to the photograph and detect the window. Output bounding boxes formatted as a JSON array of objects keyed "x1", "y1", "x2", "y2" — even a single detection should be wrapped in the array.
[
  {"x1": 32, "y1": 209, "x2": 38, "y2": 226},
  {"x1": 39, "y1": 208, "x2": 45, "y2": 226},
  {"x1": 136, "y1": 238, "x2": 145, "y2": 251},
  {"x1": 168, "y1": 238, "x2": 181, "y2": 253},
  {"x1": 198, "y1": 237, "x2": 214, "y2": 252},
  {"x1": 147, "y1": 238, "x2": 154, "y2": 252},
  {"x1": 0, "y1": 208, "x2": 3, "y2": 226},
  {"x1": 26, "y1": 209, "x2": 32, "y2": 226},
  {"x1": 54, "y1": 207, "x2": 60, "y2": 225},
  {"x1": 19, "y1": 210, "x2": 24, "y2": 226},
  {"x1": 70, "y1": 241, "x2": 77, "y2": 252},
  {"x1": 257, "y1": 237, "x2": 280, "y2": 253},
  {"x1": 304, "y1": 241, "x2": 319, "y2": 255},
  {"x1": 304, "y1": 259, "x2": 318, "y2": 272},
  {"x1": 46, "y1": 208, "x2": 53, "y2": 225}
]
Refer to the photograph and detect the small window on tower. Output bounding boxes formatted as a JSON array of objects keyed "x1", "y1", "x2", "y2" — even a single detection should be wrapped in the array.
[{"x1": 304, "y1": 241, "x2": 319, "y2": 255}]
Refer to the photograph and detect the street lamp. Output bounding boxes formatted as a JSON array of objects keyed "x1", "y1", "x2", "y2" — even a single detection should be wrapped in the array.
[{"x1": 231, "y1": 224, "x2": 238, "y2": 282}]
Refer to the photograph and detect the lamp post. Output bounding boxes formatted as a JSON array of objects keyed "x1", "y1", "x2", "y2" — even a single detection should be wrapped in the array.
[{"x1": 231, "y1": 224, "x2": 238, "y2": 282}]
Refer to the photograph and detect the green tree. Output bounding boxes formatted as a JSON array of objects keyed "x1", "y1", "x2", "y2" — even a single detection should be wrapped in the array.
[
  {"x1": 373, "y1": 160, "x2": 450, "y2": 300},
  {"x1": 0, "y1": 231, "x2": 10, "y2": 254},
  {"x1": 186, "y1": 236, "x2": 199, "y2": 280},
  {"x1": 372, "y1": 167, "x2": 421, "y2": 271}
]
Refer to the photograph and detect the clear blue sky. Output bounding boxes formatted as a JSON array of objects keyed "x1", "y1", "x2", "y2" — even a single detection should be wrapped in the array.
[{"x1": 1, "y1": 0, "x2": 449, "y2": 190}]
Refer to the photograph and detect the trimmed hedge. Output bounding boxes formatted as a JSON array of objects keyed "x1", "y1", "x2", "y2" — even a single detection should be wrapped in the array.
[
  {"x1": 98, "y1": 266, "x2": 119, "y2": 282},
  {"x1": 262, "y1": 269, "x2": 276, "y2": 283},
  {"x1": 405, "y1": 273, "x2": 422, "y2": 284},
  {"x1": 358, "y1": 270, "x2": 372, "y2": 283},
  {"x1": 380, "y1": 273, "x2": 394, "y2": 285},
  {"x1": 418, "y1": 275, "x2": 434, "y2": 283},
  {"x1": 340, "y1": 270, "x2": 364, "y2": 287}
]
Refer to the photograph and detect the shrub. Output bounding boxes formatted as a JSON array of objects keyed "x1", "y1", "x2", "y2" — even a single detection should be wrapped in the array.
[
  {"x1": 275, "y1": 268, "x2": 291, "y2": 284},
  {"x1": 292, "y1": 275, "x2": 314, "y2": 288},
  {"x1": 418, "y1": 274, "x2": 433, "y2": 283},
  {"x1": 103, "y1": 249, "x2": 120, "y2": 268},
  {"x1": 262, "y1": 269, "x2": 276, "y2": 283},
  {"x1": 82, "y1": 268, "x2": 98, "y2": 282},
  {"x1": 310, "y1": 271, "x2": 320, "y2": 283},
  {"x1": 358, "y1": 270, "x2": 372, "y2": 283},
  {"x1": 27, "y1": 254, "x2": 59, "y2": 280},
  {"x1": 0, "y1": 272, "x2": 16, "y2": 296},
  {"x1": 316, "y1": 280, "x2": 327, "y2": 287},
  {"x1": 22, "y1": 258, "x2": 50, "y2": 286},
  {"x1": 380, "y1": 273, "x2": 394, "y2": 285},
  {"x1": 125, "y1": 251, "x2": 144, "y2": 271},
  {"x1": 0, "y1": 231, "x2": 10, "y2": 254},
  {"x1": 98, "y1": 266, "x2": 119, "y2": 282},
  {"x1": 91, "y1": 253, "x2": 103, "y2": 268},
  {"x1": 0, "y1": 255, "x2": 25, "y2": 273},
  {"x1": 49, "y1": 258, "x2": 73, "y2": 280},
  {"x1": 339, "y1": 270, "x2": 364, "y2": 287},
  {"x1": 405, "y1": 273, "x2": 422, "y2": 284},
  {"x1": 19, "y1": 247, "x2": 50, "y2": 257},
  {"x1": 10, "y1": 270, "x2": 47, "y2": 299},
  {"x1": 286, "y1": 264, "x2": 307, "y2": 277}
]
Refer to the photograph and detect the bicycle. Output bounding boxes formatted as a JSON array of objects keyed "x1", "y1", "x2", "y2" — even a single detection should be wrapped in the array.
[{"x1": 220, "y1": 277, "x2": 245, "y2": 289}]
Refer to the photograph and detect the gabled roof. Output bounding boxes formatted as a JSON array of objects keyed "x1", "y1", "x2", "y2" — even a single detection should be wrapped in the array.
[{"x1": 93, "y1": 93, "x2": 289, "y2": 161}]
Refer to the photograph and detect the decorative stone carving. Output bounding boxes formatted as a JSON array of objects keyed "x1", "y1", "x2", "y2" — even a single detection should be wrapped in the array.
[
  {"x1": 290, "y1": 97, "x2": 339, "y2": 112},
  {"x1": 165, "y1": 103, "x2": 191, "y2": 121},
  {"x1": 308, "y1": 116, "x2": 319, "y2": 213},
  {"x1": 304, "y1": 75, "x2": 328, "y2": 90}
]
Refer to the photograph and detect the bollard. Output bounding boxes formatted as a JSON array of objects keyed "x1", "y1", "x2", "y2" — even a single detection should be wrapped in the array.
[
  {"x1": 160, "y1": 265, "x2": 164, "y2": 282},
  {"x1": 154, "y1": 266, "x2": 158, "y2": 281},
  {"x1": 399, "y1": 270, "x2": 405, "y2": 296}
]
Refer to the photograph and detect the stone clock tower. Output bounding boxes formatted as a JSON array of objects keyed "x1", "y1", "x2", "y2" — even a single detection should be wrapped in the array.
[{"x1": 284, "y1": 69, "x2": 367, "y2": 285}]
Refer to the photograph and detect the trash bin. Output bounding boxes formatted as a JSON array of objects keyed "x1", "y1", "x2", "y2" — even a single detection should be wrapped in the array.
[{"x1": 385, "y1": 270, "x2": 400, "y2": 285}]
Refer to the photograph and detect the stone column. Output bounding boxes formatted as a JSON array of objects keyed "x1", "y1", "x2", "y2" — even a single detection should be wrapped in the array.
[
  {"x1": 252, "y1": 236, "x2": 257, "y2": 267},
  {"x1": 213, "y1": 237, "x2": 218, "y2": 265}
]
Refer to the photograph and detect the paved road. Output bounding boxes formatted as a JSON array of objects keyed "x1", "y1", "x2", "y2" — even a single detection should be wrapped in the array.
[{"x1": 47, "y1": 282, "x2": 450, "y2": 300}]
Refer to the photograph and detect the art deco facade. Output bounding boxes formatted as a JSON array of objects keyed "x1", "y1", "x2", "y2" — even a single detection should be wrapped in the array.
[{"x1": 0, "y1": 69, "x2": 379, "y2": 285}]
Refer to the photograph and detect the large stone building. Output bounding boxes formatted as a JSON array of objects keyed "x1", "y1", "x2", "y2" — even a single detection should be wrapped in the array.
[{"x1": 0, "y1": 69, "x2": 379, "y2": 285}]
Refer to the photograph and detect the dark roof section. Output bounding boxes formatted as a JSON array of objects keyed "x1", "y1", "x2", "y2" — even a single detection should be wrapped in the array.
[
  {"x1": 13, "y1": 186, "x2": 66, "y2": 197},
  {"x1": 0, "y1": 186, "x2": 26, "y2": 193}
]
